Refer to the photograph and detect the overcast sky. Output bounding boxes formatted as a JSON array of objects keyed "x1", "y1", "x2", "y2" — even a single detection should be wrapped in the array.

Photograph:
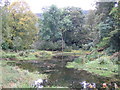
[{"x1": 10, "y1": 0, "x2": 96, "y2": 13}]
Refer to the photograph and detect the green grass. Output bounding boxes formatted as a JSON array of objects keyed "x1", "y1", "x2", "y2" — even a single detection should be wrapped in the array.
[
  {"x1": 1, "y1": 60, "x2": 47, "y2": 88},
  {"x1": 1, "y1": 50, "x2": 54, "y2": 60},
  {"x1": 17, "y1": 54, "x2": 38, "y2": 60},
  {"x1": 1, "y1": 51, "x2": 18, "y2": 58},
  {"x1": 1, "y1": 50, "x2": 88, "y2": 61},
  {"x1": 0, "y1": 49, "x2": 103, "y2": 61},
  {"x1": 66, "y1": 56, "x2": 118, "y2": 77}
]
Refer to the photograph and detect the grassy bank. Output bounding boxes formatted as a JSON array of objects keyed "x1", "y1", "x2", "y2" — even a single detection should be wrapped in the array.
[
  {"x1": 66, "y1": 51, "x2": 119, "y2": 77},
  {"x1": 1, "y1": 60, "x2": 47, "y2": 88},
  {"x1": 1, "y1": 50, "x2": 54, "y2": 60},
  {"x1": 1, "y1": 50, "x2": 87, "y2": 61}
]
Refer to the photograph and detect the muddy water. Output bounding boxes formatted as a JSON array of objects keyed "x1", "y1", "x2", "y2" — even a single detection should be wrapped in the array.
[{"x1": 7, "y1": 56, "x2": 116, "y2": 88}]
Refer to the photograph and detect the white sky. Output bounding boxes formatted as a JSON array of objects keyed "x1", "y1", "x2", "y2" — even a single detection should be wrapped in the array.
[{"x1": 10, "y1": 0, "x2": 96, "y2": 13}]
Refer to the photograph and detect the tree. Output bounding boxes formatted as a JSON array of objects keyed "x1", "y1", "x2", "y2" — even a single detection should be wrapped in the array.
[
  {"x1": 1, "y1": 0, "x2": 13, "y2": 50},
  {"x1": 40, "y1": 5, "x2": 62, "y2": 42},
  {"x1": 94, "y1": 1, "x2": 120, "y2": 53},
  {"x1": 95, "y1": 1, "x2": 116, "y2": 21},
  {"x1": 84, "y1": 10, "x2": 96, "y2": 44},
  {"x1": 85, "y1": 10, "x2": 95, "y2": 31},
  {"x1": 62, "y1": 7, "x2": 85, "y2": 47},
  {"x1": 110, "y1": 1, "x2": 120, "y2": 29},
  {"x1": 98, "y1": 17, "x2": 115, "y2": 39},
  {"x1": 39, "y1": 6, "x2": 86, "y2": 50},
  {"x1": 59, "y1": 9, "x2": 72, "y2": 51},
  {"x1": 7, "y1": 1, "x2": 38, "y2": 50},
  {"x1": 91, "y1": 1, "x2": 116, "y2": 46},
  {"x1": 109, "y1": 1, "x2": 120, "y2": 52}
]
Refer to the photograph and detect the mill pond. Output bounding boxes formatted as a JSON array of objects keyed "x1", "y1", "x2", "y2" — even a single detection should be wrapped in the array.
[
  {"x1": 1, "y1": 0, "x2": 120, "y2": 89},
  {"x1": 6, "y1": 54, "x2": 120, "y2": 89}
]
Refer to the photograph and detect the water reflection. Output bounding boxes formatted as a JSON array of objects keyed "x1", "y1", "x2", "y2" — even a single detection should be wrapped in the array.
[{"x1": 6, "y1": 58, "x2": 120, "y2": 89}]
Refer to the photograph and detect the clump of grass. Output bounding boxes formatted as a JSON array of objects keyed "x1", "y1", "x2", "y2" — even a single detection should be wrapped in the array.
[
  {"x1": 1, "y1": 51, "x2": 17, "y2": 59},
  {"x1": 62, "y1": 50, "x2": 91, "y2": 56},
  {"x1": 17, "y1": 54, "x2": 38, "y2": 60},
  {"x1": 0, "y1": 50, "x2": 6, "y2": 57},
  {"x1": 31, "y1": 51, "x2": 53, "y2": 59},
  {"x1": 16, "y1": 50, "x2": 53, "y2": 60},
  {"x1": 85, "y1": 51, "x2": 104, "y2": 61},
  {"x1": 98, "y1": 56, "x2": 111, "y2": 64},
  {"x1": 2, "y1": 54, "x2": 16, "y2": 59},
  {"x1": 74, "y1": 56, "x2": 88, "y2": 64}
]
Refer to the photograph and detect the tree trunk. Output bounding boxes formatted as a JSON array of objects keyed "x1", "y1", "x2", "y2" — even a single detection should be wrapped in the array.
[{"x1": 61, "y1": 33, "x2": 63, "y2": 61}]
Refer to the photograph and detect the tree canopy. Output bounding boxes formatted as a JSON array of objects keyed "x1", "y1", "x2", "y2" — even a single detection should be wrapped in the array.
[{"x1": 2, "y1": 1, "x2": 38, "y2": 50}]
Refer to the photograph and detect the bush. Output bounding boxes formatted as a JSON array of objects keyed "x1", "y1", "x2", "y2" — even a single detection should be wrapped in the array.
[
  {"x1": 106, "y1": 47, "x2": 117, "y2": 55},
  {"x1": 55, "y1": 40, "x2": 66, "y2": 50},
  {"x1": 64, "y1": 46, "x2": 72, "y2": 52},
  {"x1": 97, "y1": 37, "x2": 110, "y2": 48},
  {"x1": 98, "y1": 56, "x2": 111, "y2": 65},
  {"x1": 1, "y1": 42, "x2": 10, "y2": 50},
  {"x1": 109, "y1": 29, "x2": 120, "y2": 52},
  {"x1": 39, "y1": 51, "x2": 53, "y2": 57},
  {"x1": 2, "y1": 54, "x2": 16, "y2": 58},
  {"x1": 74, "y1": 57, "x2": 86, "y2": 64},
  {"x1": 82, "y1": 42, "x2": 94, "y2": 50},
  {"x1": 86, "y1": 51, "x2": 100, "y2": 61},
  {"x1": 35, "y1": 40, "x2": 67, "y2": 51},
  {"x1": 19, "y1": 52, "x2": 27, "y2": 56},
  {"x1": 110, "y1": 52, "x2": 120, "y2": 64},
  {"x1": 72, "y1": 44, "x2": 79, "y2": 50},
  {"x1": 74, "y1": 57, "x2": 83, "y2": 63},
  {"x1": 36, "y1": 41, "x2": 56, "y2": 50}
]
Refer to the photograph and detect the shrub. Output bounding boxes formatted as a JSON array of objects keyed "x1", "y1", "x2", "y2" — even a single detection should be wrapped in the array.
[
  {"x1": 86, "y1": 51, "x2": 100, "y2": 61},
  {"x1": 39, "y1": 51, "x2": 53, "y2": 57},
  {"x1": 72, "y1": 44, "x2": 79, "y2": 50},
  {"x1": 37, "y1": 41, "x2": 56, "y2": 50},
  {"x1": 2, "y1": 54, "x2": 16, "y2": 58},
  {"x1": 82, "y1": 42, "x2": 94, "y2": 50},
  {"x1": 97, "y1": 37, "x2": 110, "y2": 48},
  {"x1": 35, "y1": 40, "x2": 67, "y2": 51},
  {"x1": 74, "y1": 57, "x2": 85, "y2": 64},
  {"x1": 110, "y1": 52, "x2": 120, "y2": 64},
  {"x1": 1, "y1": 42, "x2": 10, "y2": 50},
  {"x1": 64, "y1": 46, "x2": 72, "y2": 52},
  {"x1": 74, "y1": 57, "x2": 82, "y2": 63},
  {"x1": 98, "y1": 56, "x2": 111, "y2": 65},
  {"x1": 55, "y1": 40, "x2": 66, "y2": 50}
]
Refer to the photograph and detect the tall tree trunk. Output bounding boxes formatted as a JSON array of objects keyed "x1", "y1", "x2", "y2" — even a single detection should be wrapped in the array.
[{"x1": 61, "y1": 32, "x2": 63, "y2": 62}]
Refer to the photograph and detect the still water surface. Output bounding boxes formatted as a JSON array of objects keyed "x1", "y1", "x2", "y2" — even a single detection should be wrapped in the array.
[{"x1": 7, "y1": 57, "x2": 116, "y2": 88}]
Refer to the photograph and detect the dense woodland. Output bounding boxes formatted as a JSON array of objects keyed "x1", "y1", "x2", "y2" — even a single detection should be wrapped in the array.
[
  {"x1": 1, "y1": 1, "x2": 119, "y2": 51},
  {"x1": 1, "y1": 0, "x2": 120, "y2": 88},
  {"x1": 1, "y1": 1, "x2": 120, "y2": 54}
]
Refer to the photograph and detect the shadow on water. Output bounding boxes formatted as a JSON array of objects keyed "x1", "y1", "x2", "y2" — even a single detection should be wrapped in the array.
[{"x1": 7, "y1": 56, "x2": 119, "y2": 88}]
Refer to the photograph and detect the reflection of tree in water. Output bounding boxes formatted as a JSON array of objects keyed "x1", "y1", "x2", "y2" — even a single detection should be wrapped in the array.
[
  {"x1": 7, "y1": 59, "x2": 120, "y2": 88},
  {"x1": 16, "y1": 62, "x2": 38, "y2": 72}
]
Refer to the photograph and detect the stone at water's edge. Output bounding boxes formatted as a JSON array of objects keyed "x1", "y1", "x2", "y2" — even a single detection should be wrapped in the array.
[{"x1": 32, "y1": 79, "x2": 47, "y2": 88}]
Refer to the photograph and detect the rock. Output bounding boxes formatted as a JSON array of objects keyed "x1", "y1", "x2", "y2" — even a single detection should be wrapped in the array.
[
  {"x1": 32, "y1": 79, "x2": 47, "y2": 88},
  {"x1": 103, "y1": 68, "x2": 108, "y2": 71}
]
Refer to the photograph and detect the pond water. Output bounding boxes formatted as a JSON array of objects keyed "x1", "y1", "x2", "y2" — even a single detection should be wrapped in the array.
[{"x1": 7, "y1": 56, "x2": 119, "y2": 88}]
